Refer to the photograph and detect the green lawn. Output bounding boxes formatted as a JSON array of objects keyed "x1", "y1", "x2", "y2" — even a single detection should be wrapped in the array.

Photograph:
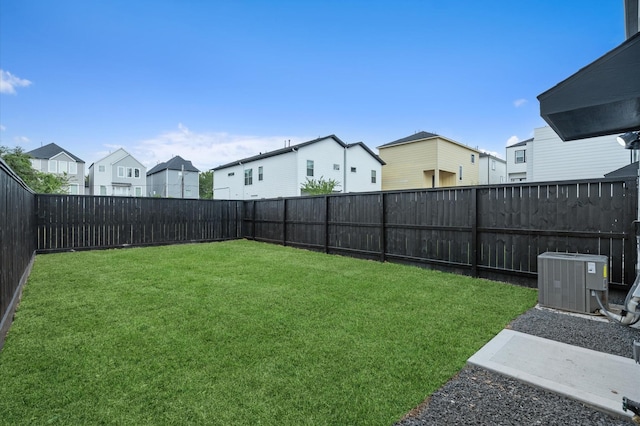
[{"x1": 0, "y1": 240, "x2": 537, "y2": 425}]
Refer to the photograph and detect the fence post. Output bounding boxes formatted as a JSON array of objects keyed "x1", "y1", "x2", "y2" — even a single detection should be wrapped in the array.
[
  {"x1": 324, "y1": 195, "x2": 330, "y2": 254},
  {"x1": 380, "y1": 193, "x2": 386, "y2": 262},
  {"x1": 471, "y1": 187, "x2": 478, "y2": 277},
  {"x1": 282, "y1": 198, "x2": 287, "y2": 246},
  {"x1": 251, "y1": 200, "x2": 256, "y2": 240}
]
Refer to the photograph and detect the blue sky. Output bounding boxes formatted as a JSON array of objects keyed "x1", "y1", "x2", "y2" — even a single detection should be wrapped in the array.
[{"x1": 0, "y1": 1, "x2": 627, "y2": 171}]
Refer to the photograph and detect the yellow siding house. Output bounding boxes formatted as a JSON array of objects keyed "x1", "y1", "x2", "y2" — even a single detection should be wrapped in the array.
[{"x1": 377, "y1": 131, "x2": 480, "y2": 190}]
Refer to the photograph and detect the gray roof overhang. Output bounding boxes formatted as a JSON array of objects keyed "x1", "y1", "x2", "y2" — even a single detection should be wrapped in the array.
[{"x1": 538, "y1": 31, "x2": 640, "y2": 141}]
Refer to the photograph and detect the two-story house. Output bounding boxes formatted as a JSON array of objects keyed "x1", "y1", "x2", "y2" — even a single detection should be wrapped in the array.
[
  {"x1": 505, "y1": 127, "x2": 633, "y2": 182},
  {"x1": 88, "y1": 148, "x2": 147, "y2": 196},
  {"x1": 147, "y1": 156, "x2": 200, "y2": 198},
  {"x1": 27, "y1": 143, "x2": 86, "y2": 194},
  {"x1": 377, "y1": 131, "x2": 480, "y2": 190},
  {"x1": 212, "y1": 135, "x2": 384, "y2": 200},
  {"x1": 505, "y1": 139, "x2": 531, "y2": 182},
  {"x1": 478, "y1": 152, "x2": 507, "y2": 185}
]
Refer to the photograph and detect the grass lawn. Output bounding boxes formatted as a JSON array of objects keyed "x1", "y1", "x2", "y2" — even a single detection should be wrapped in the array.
[{"x1": 0, "y1": 240, "x2": 537, "y2": 425}]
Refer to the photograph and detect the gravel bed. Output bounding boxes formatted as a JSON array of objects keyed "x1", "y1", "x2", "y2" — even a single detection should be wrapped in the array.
[{"x1": 395, "y1": 290, "x2": 640, "y2": 425}]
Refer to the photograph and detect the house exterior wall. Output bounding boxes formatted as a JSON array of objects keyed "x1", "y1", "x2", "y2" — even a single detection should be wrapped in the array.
[
  {"x1": 379, "y1": 141, "x2": 438, "y2": 190},
  {"x1": 506, "y1": 142, "x2": 530, "y2": 182},
  {"x1": 344, "y1": 144, "x2": 383, "y2": 192},
  {"x1": 379, "y1": 137, "x2": 479, "y2": 190},
  {"x1": 214, "y1": 151, "x2": 299, "y2": 200},
  {"x1": 437, "y1": 140, "x2": 479, "y2": 187},
  {"x1": 89, "y1": 149, "x2": 147, "y2": 196},
  {"x1": 213, "y1": 137, "x2": 382, "y2": 200},
  {"x1": 505, "y1": 127, "x2": 634, "y2": 182},
  {"x1": 30, "y1": 152, "x2": 86, "y2": 194},
  {"x1": 527, "y1": 126, "x2": 631, "y2": 182},
  {"x1": 147, "y1": 169, "x2": 199, "y2": 198},
  {"x1": 479, "y1": 155, "x2": 507, "y2": 184},
  {"x1": 297, "y1": 138, "x2": 345, "y2": 194}
]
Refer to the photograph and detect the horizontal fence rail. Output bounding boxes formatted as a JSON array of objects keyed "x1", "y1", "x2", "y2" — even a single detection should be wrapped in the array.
[
  {"x1": 243, "y1": 179, "x2": 637, "y2": 288},
  {"x1": 36, "y1": 196, "x2": 244, "y2": 252}
]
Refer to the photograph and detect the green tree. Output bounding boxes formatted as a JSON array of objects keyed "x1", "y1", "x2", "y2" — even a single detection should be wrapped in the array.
[
  {"x1": 300, "y1": 176, "x2": 341, "y2": 195},
  {"x1": 1, "y1": 145, "x2": 70, "y2": 193},
  {"x1": 199, "y1": 170, "x2": 213, "y2": 199}
]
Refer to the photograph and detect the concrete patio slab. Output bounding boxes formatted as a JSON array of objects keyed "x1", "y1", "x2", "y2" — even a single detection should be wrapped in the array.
[{"x1": 468, "y1": 329, "x2": 640, "y2": 420}]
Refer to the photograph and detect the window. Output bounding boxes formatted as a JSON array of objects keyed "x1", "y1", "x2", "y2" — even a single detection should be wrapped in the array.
[
  {"x1": 127, "y1": 167, "x2": 133, "y2": 178},
  {"x1": 100, "y1": 186, "x2": 107, "y2": 195},
  {"x1": 228, "y1": 172, "x2": 235, "y2": 177},
  {"x1": 491, "y1": 160, "x2": 496, "y2": 170},
  {"x1": 117, "y1": 166, "x2": 125, "y2": 177},
  {"x1": 31, "y1": 159, "x2": 40, "y2": 170},
  {"x1": 58, "y1": 160, "x2": 68, "y2": 174},
  {"x1": 98, "y1": 165, "x2": 105, "y2": 172},
  {"x1": 49, "y1": 160, "x2": 57, "y2": 173},
  {"x1": 258, "y1": 166, "x2": 263, "y2": 181},
  {"x1": 244, "y1": 168, "x2": 253, "y2": 185},
  {"x1": 350, "y1": 167, "x2": 357, "y2": 173},
  {"x1": 471, "y1": 154, "x2": 475, "y2": 164},
  {"x1": 459, "y1": 165, "x2": 463, "y2": 180},
  {"x1": 134, "y1": 168, "x2": 140, "y2": 178},
  {"x1": 371, "y1": 170, "x2": 376, "y2": 184},
  {"x1": 515, "y1": 150, "x2": 526, "y2": 164},
  {"x1": 333, "y1": 164, "x2": 340, "y2": 171},
  {"x1": 135, "y1": 187, "x2": 142, "y2": 196},
  {"x1": 68, "y1": 184, "x2": 78, "y2": 194},
  {"x1": 69, "y1": 162, "x2": 77, "y2": 174},
  {"x1": 306, "y1": 160, "x2": 314, "y2": 177}
]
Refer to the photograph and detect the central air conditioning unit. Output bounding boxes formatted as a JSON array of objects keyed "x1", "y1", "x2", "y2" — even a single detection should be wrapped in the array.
[{"x1": 537, "y1": 252, "x2": 608, "y2": 314}]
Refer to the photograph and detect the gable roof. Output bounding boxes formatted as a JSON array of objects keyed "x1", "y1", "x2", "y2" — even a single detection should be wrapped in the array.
[
  {"x1": 604, "y1": 161, "x2": 639, "y2": 178},
  {"x1": 89, "y1": 148, "x2": 144, "y2": 170},
  {"x1": 377, "y1": 131, "x2": 440, "y2": 148},
  {"x1": 212, "y1": 135, "x2": 384, "y2": 171},
  {"x1": 27, "y1": 143, "x2": 84, "y2": 163},
  {"x1": 507, "y1": 138, "x2": 533, "y2": 149},
  {"x1": 147, "y1": 156, "x2": 200, "y2": 176},
  {"x1": 346, "y1": 142, "x2": 386, "y2": 165}
]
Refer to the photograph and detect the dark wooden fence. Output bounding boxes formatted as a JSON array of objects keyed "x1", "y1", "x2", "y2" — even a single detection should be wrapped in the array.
[
  {"x1": 36, "y1": 195, "x2": 243, "y2": 252},
  {"x1": 243, "y1": 178, "x2": 638, "y2": 289},
  {"x1": 0, "y1": 160, "x2": 37, "y2": 350},
  {"x1": 2, "y1": 174, "x2": 637, "y2": 350}
]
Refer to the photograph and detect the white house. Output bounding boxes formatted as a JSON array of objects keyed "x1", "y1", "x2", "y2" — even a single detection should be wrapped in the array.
[
  {"x1": 88, "y1": 148, "x2": 147, "y2": 196},
  {"x1": 212, "y1": 135, "x2": 385, "y2": 200},
  {"x1": 505, "y1": 139, "x2": 531, "y2": 182},
  {"x1": 27, "y1": 143, "x2": 86, "y2": 194},
  {"x1": 505, "y1": 126, "x2": 635, "y2": 182},
  {"x1": 478, "y1": 153, "x2": 506, "y2": 184}
]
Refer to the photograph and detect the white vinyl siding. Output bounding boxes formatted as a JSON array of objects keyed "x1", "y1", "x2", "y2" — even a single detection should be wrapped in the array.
[
  {"x1": 526, "y1": 126, "x2": 631, "y2": 182},
  {"x1": 213, "y1": 137, "x2": 382, "y2": 199}
]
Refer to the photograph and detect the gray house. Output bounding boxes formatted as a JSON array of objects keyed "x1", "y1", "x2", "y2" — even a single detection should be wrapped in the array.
[
  {"x1": 147, "y1": 156, "x2": 200, "y2": 198},
  {"x1": 27, "y1": 143, "x2": 86, "y2": 194}
]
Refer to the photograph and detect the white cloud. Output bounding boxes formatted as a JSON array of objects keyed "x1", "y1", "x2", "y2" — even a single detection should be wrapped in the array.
[
  {"x1": 0, "y1": 70, "x2": 32, "y2": 94},
  {"x1": 506, "y1": 135, "x2": 520, "y2": 146},
  {"x1": 13, "y1": 136, "x2": 30, "y2": 144},
  {"x1": 132, "y1": 123, "x2": 303, "y2": 171},
  {"x1": 478, "y1": 148, "x2": 504, "y2": 160},
  {"x1": 513, "y1": 98, "x2": 527, "y2": 108}
]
